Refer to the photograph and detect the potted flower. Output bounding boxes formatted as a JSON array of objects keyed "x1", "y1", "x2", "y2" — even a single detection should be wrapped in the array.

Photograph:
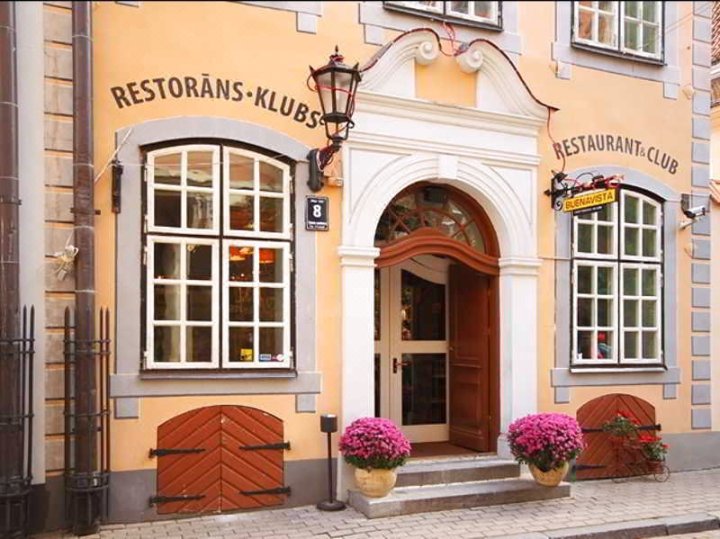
[
  {"x1": 339, "y1": 417, "x2": 411, "y2": 497},
  {"x1": 602, "y1": 411, "x2": 640, "y2": 439},
  {"x1": 637, "y1": 433, "x2": 668, "y2": 466},
  {"x1": 507, "y1": 413, "x2": 585, "y2": 487}
]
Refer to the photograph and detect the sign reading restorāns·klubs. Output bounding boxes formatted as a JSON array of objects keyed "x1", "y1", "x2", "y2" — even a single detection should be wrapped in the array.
[
  {"x1": 109, "y1": 74, "x2": 323, "y2": 130},
  {"x1": 553, "y1": 133, "x2": 679, "y2": 175},
  {"x1": 305, "y1": 196, "x2": 329, "y2": 231}
]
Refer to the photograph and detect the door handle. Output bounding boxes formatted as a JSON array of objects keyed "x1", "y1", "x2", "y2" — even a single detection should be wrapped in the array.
[{"x1": 392, "y1": 357, "x2": 410, "y2": 373}]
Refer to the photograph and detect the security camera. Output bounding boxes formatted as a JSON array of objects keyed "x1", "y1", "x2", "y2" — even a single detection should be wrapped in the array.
[{"x1": 682, "y1": 206, "x2": 707, "y2": 219}]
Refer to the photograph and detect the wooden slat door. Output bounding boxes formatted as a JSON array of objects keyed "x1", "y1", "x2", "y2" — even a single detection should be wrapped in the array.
[
  {"x1": 221, "y1": 406, "x2": 285, "y2": 510},
  {"x1": 575, "y1": 394, "x2": 657, "y2": 480},
  {"x1": 155, "y1": 405, "x2": 286, "y2": 514},
  {"x1": 448, "y1": 265, "x2": 491, "y2": 452},
  {"x1": 156, "y1": 406, "x2": 223, "y2": 514}
]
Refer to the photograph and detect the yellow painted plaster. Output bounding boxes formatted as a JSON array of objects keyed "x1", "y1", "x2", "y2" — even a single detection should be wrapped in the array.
[{"x1": 94, "y1": 1, "x2": 701, "y2": 473}]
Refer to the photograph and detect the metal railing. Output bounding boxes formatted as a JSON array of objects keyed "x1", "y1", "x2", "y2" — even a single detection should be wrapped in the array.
[
  {"x1": 0, "y1": 307, "x2": 35, "y2": 539},
  {"x1": 63, "y1": 308, "x2": 111, "y2": 535}
]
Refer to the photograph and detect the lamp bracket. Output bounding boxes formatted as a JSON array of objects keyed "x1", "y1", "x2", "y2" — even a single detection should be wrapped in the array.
[
  {"x1": 544, "y1": 171, "x2": 622, "y2": 210},
  {"x1": 307, "y1": 142, "x2": 341, "y2": 193}
]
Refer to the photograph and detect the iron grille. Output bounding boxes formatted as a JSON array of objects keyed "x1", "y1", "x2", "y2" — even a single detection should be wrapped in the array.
[
  {"x1": 63, "y1": 308, "x2": 111, "y2": 533},
  {"x1": 0, "y1": 307, "x2": 35, "y2": 539}
]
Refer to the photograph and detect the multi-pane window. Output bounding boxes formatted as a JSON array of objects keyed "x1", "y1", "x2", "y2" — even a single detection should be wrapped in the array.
[
  {"x1": 384, "y1": 1, "x2": 501, "y2": 27},
  {"x1": 145, "y1": 144, "x2": 292, "y2": 369},
  {"x1": 573, "y1": 1, "x2": 663, "y2": 60},
  {"x1": 572, "y1": 190, "x2": 662, "y2": 366}
]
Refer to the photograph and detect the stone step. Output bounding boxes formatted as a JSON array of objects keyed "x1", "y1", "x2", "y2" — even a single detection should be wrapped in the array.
[
  {"x1": 397, "y1": 457, "x2": 520, "y2": 487},
  {"x1": 349, "y1": 477, "x2": 571, "y2": 519}
]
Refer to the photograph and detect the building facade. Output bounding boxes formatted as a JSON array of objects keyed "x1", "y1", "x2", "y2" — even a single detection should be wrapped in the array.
[{"x1": 2, "y1": 0, "x2": 718, "y2": 534}]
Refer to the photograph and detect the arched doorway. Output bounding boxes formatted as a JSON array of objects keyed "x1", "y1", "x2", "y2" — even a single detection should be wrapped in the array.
[{"x1": 373, "y1": 183, "x2": 500, "y2": 453}]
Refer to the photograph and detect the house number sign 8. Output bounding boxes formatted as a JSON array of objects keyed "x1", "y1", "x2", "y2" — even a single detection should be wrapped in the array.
[{"x1": 305, "y1": 196, "x2": 329, "y2": 231}]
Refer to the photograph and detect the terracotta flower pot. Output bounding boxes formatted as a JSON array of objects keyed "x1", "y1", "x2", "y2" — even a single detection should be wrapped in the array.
[
  {"x1": 528, "y1": 462, "x2": 569, "y2": 487},
  {"x1": 354, "y1": 467, "x2": 397, "y2": 497}
]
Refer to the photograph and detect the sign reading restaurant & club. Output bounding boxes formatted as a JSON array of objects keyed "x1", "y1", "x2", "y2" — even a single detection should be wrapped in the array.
[
  {"x1": 109, "y1": 73, "x2": 324, "y2": 129},
  {"x1": 553, "y1": 133, "x2": 679, "y2": 175}
]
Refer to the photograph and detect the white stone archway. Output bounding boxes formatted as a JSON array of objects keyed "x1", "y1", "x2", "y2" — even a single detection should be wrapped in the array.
[{"x1": 336, "y1": 30, "x2": 550, "y2": 498}]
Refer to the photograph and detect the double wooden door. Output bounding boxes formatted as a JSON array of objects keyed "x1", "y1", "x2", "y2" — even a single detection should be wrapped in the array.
[
  {"x1": 153, "y1": 405, "x2": 288, "y2": 514},
  {"x1": 375, "y1": 257, "x2": 496, "y2": 451}
]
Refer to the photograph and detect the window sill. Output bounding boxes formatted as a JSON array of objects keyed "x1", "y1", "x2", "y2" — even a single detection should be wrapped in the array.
[
  {"x1": 570, "y1": 42, "x2": 665, "y2": 67},
  {"x1": 569, "y1": 366, "x2": 666, "y2": 374},
  {"x1": 551, "y1": 366, "x2": 680, "y2": 388},
  {"x1": 139, "y1": 369, "x2": 298, "y2": 380}
]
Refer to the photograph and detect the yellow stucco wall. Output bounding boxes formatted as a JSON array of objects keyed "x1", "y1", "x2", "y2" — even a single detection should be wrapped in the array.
[{"x1": 93, "y1": 1, "x2": 700, "y2": 472}]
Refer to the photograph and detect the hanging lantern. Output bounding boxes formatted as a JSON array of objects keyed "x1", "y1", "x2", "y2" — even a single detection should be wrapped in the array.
[{"x1": 307, "y1": 46, "x2": 362, "y2": 192}]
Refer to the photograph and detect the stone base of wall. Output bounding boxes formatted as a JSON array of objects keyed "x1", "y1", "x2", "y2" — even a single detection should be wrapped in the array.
[
  {"x1": 664, "y1": 432, "x2": 720, "y2": 472},
  {"x1": 33, "y1": 458, "x2": 333, "y2": 532}
]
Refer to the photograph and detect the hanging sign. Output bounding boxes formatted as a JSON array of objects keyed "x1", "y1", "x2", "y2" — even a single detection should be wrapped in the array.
[
  {"x1": 305, "y1": 196, "x2": 329, "y2": 231},
  {"x1": 563, "y1": 188, "x2": 617, "y2": 215}
]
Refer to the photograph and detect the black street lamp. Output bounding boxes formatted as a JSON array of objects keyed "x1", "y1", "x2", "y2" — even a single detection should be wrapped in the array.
[{"x1": 307, "y1": 47, "x2": 362, "y2": 192}]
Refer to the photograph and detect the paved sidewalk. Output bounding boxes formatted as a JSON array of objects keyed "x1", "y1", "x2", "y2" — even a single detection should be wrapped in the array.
[{"x1": 38, "y1": 468, "x2": 720, "y2": 538}]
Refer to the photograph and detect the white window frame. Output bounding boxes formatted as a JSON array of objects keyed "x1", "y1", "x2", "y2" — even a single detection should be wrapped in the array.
[
  {"x1": 573, "y1": 201, "x2": 618, "y2": 261},
  {"x1": 572, "y1": 260, "x2": 619, "y2": 365},
  {"x1": 223, "y1": 239, "x2": 291, "y2": 369},
  {"x1": 223, "y1": 147, "x2": 292, "y2": 241},
  {"x1": 384, "y1": 1, "x2": 501, "y2": 27},
  {"x1": 571, "y1": 188, "x2": 663, "y2": 367},
  {"x1": 145, "y1": 236, "x2": 220, "y2": 369},
  {"x1": 619, "y1": 263, "x2": 662, "y2": 364},
  {"x1": 144, "y1": 144, "x2": 293, "y2": 371},
  {"x1": 572, "y1": 1, "x2": 664, "y2": 61},
  {"x1": 147, "y1": 144, "x2": 220, "y2": 236},
  {"x1": 620, "y1": 189, "x2": 662, "y2": 263}
]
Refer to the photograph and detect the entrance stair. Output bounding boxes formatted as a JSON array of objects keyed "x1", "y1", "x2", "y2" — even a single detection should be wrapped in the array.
[{"x1": 349, "y1": 455, "x2": 571, "y2": 518}]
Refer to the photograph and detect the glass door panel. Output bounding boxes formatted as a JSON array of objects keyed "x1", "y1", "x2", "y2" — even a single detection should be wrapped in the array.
[{"x1": 401, "y1": 353, "x2": 447, "y2": 426}]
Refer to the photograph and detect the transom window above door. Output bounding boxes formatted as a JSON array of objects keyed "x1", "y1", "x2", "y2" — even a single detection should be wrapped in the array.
[
  {"x1": 375, "y1": 185, "x2": 493, "y2": 253},
  {"x1": 145, "y1": 144, "x2": 293, "y2": 370},
  {"x1": 384, "y1": 1, "x2": 501, "y2": 29},
  {"x1": 572, "y1": 1, "x2": 663, "y2": 61}
]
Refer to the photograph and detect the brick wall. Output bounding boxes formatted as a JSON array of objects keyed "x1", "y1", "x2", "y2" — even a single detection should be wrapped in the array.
[{"x1": 43, "y1": 0, "x2": 74, "y2": 475}]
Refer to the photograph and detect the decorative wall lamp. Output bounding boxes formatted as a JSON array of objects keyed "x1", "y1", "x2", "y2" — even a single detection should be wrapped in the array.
[{"x1": 307, "y1": 47, "x2": 362, "y2": 192}]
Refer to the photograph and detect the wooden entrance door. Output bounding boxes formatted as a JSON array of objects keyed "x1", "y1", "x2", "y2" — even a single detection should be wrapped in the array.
[
  {"x1": 154, "y1": 405, "x2": 288, "y2": 514},
  {"x1": 448, "y1": 264, "x2": 496, "y2": 452},
  {"x1": 375, "y1": 257, "x2": 450, "y2": 443}
]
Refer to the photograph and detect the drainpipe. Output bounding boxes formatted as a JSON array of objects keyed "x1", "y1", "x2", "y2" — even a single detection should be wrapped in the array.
[
  {"x1": 71, "y1": 2, "x2": 99, "y2": 535},
  {"x1": 0, "y1": 0, "x2": 23, "y2": 533}
]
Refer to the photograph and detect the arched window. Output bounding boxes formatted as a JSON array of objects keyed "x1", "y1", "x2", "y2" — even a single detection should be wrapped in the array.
[
  {"x1": 145, "y1": 144, "x2": 292, "y2": 370},
  {"x1": 374, "y1": 184, "x2": 491, "y2": 253},
  {"x1": 572, "y1": 188, "x2": 662, "y2": 366}
]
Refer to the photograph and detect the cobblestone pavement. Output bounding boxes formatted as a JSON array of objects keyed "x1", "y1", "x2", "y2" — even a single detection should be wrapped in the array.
[{"x1": 38, "y1": 468, "x2": 720, "y2": 539}]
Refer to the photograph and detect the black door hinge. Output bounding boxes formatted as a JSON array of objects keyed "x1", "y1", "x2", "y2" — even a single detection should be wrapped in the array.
[
  {"x1": 239, "y1": 486, "x2": 291, "y2": 496},
  {"x1": 149, "y1": 494, "x2": 205, "y2": 506},
  {"x1": 149, "y1": 447, "x2": 205, "y2": 458},
  {"x1": 239, "y1": 441, "x2": 290, "y2": 451}
]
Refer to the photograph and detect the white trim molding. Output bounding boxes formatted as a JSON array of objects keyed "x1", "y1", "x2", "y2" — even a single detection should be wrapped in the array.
[
  {"x1": 456, "y1": 41, "x2": 551, "y2": 120},
  {"x1": 360, "y1": 29, "x2": 440, "y2": 97}
]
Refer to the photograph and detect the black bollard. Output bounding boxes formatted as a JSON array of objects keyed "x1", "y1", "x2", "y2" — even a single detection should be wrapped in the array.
[{"x1": 316, "y1": 414, "x2": 346, "y2": 511}]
